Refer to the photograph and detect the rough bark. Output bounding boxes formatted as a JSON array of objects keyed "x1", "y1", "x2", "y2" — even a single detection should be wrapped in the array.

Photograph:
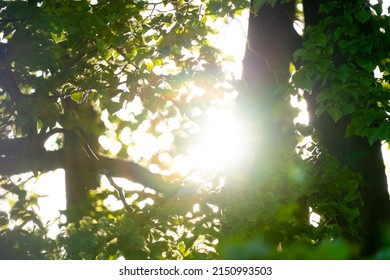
[{"x1": 238, "y1": 1, "x2": 301, "y2": 171}]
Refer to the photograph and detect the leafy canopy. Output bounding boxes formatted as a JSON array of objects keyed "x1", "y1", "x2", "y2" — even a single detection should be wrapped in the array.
[
  {"x1": 1, "y1": 0, "x2": 390, "y2": 260},
  {"x1": 0, "y1": 0, "x2": 249, "y2": 260}
]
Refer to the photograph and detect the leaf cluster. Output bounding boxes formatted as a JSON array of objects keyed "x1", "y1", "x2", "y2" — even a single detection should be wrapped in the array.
[{"x1": 292, "y1": 0, "x2": 390, "y2": 144}]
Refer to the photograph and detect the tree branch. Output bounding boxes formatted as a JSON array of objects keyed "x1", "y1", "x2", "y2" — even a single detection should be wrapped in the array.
[
  {"x1": 0, "y1": 150, "x2": 64, "y2": 175},
  {"x1": 105, "y1": 173, "x2": 134, "y2": 212},
  {"x1": 0, "y1": 136, "x2": 178, "y2": 196},
  {"x1": 96, "y1": 156, "x2": 179, "y2": 195}
]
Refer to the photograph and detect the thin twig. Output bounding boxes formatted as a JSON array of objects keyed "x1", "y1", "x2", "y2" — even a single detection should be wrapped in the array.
[{"x1": 106, "y1": 174, "x2": 134, "y2": 212}]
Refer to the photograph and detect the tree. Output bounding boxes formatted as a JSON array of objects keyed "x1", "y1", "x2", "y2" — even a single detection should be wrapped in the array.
[
  {"x1": 0, "y1": 0, "x2": 233, "y2": 259},
  {"x1": 218, "y1": 0, "x2": 390, "y2": 259},
  {"x1": 0, "y1": 0, "x2": 389, "y2": 260},
  {"x1": 300, "y1": 0, "x2": 390, "y2": 257}
]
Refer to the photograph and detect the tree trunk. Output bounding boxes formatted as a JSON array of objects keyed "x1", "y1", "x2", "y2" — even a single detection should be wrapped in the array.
[
  {"x1": 222, "y1": 1, "x2": 304, "y2": 248},
  {"x1": 63, "y1": 100, "x2": 99, "y2": 224},
  {"x1": 303, "y1": 0, "x2": 390, "y2": 256},
  {"x1": 233, "y1": 0, "x2": 390, "y2": 256},
  {"x1": 239, "y1": 0, "x2": 300, "y2": 168}
]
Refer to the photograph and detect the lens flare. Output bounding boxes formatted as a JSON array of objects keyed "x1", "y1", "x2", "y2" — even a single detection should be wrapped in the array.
[{"x1": 190, "y1": 107, "x2": 248, "y2": 170}]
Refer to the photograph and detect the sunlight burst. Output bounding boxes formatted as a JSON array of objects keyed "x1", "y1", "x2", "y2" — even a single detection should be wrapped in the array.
[{"x1": 190, "y1": 107, "x2": 248, "y2": 170}]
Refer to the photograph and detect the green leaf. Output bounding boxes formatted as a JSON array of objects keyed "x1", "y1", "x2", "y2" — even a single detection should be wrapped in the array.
[
  {"x1": 292, "y1": 68, "x2": 317, "y2": 91},
  {"x1": 293, "y1": 49, "x2": 307, "y2": 62},
  {"x1": 268, "y1": 0, "x2": 277, "y2": 7},
  {"x1": 367, "y1": 128, "x2": 380, "y2": 145},
  {"x1": 359, "y1": 40, "x2": 373, "y2": 54},
  {"x1": 342, "y1": 103, "x2": 355, "y2": 116},
  {"x1": 327, "y1": 105, "x2": 343, "y2": 122},
  {"x1": 354, "y1": 10, "x2": 371, "y2": 24},
  {"x1": 364, "y1": 109, "x2": 377, "y2": 126},
  {"x1": 339, "y1": 204, "x2": 360, "y2": 223},
  {"x1": 356, "y1": 56, "x2": 376, "y2": 72},
  {"x1": 315, "y1": 102, "x2": 328, "y2": 116},
  {"x1": 378, "y1": 124, "x2": 390, "y2": 141},
  {"x1": 338, "y1": 40, "x2": 358, "y2": 55},
  {"x1": 316, "y1": 88, "x2": 331, "y2": 103},
  {"x1": 338, "y1": 65, "x2": 350, "y2": 83},
  {"x1": 70, "y1": 92, "x2": 83, "y2": 103},
  {"x1": 253, "y1": 0, "x2": 266, "y2": 13},
  {"x1": 178, "y1": 241, "x2": 186, "y2": 254},
  {"x1": 51, "y1": 32, "x2": 67, "y2": 43},
  {"x1": 370, "y1": 3, "x2": 383, "y2": 15}
]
